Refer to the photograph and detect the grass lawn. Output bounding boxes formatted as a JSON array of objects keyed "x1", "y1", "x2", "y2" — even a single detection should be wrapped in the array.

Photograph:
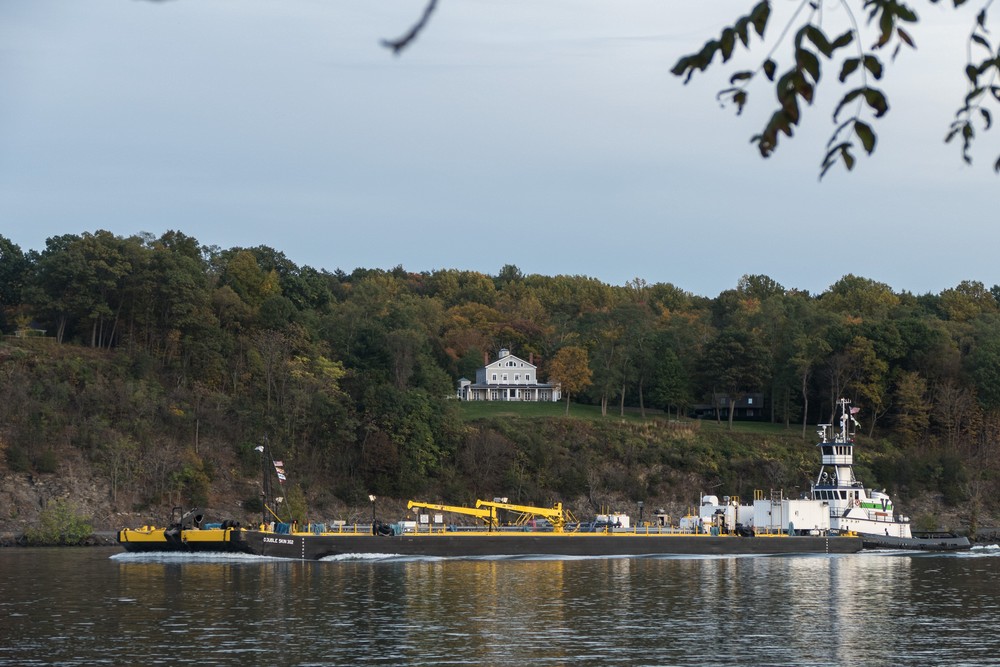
[{"x1": 455, "y1": 400, "x2": 799, "y2": 436}]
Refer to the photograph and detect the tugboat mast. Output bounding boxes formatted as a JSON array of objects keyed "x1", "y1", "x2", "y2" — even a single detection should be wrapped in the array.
[{"x1": 815, "y1": 398, "x2": 859, "y2": 491}]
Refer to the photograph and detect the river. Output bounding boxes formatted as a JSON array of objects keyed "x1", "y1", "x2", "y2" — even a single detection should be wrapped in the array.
[{"x1": 2, "y1": 547, "x2": 999, "y2": 666}]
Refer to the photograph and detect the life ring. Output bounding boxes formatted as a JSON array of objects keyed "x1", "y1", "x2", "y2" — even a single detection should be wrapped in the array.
[{"x1": 853, "y1": 498, "x2": 861, "y2": 508}]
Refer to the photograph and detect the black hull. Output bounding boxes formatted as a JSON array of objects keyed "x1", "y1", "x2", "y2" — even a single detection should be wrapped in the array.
[
  {"x1": 861, "y1": 533, "x2": 971, "y2": 551},
  {"x1": 233, "y1": 531, "x2": 861, "y2": 559},
  {"x1": 117, "y1": 530, "x2": 255, "y2": 555}
]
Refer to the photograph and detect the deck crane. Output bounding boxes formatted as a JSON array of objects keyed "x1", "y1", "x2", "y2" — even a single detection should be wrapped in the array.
[
  {"x1": 406, "y1": 501, "x2": 499, "y2": 529},
  {"x1": 474, "y1": 499, "x2": 575, "y2": 533}
]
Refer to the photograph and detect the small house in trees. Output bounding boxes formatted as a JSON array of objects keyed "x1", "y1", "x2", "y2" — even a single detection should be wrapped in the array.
[
  {"x1": 457, "y1": 349, "x2": 561, "y2": 402},
  {"x1": 690, "y1": 393, "x2": 766, "y2": 420}
]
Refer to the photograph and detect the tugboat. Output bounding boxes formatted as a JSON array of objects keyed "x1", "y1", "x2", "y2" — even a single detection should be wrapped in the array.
[{"x1": 810, "y1": 399, "x2": 970, "y2": 551}]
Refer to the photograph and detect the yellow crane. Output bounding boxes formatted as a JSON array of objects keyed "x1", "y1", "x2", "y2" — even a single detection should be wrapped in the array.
[
  {"x1": 474, "y1": 499, "x2": 574, "y2": 533},
  {"x1": 406, "y1": 500, "x2": 499, "y2": 528}
]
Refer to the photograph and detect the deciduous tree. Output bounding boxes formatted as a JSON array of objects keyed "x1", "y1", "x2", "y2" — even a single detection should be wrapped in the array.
[{"x1": 547, "y1": 346, "x2": 593, "y2": 414}]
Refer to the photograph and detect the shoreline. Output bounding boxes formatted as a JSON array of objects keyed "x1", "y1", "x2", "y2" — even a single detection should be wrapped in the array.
[{"x1": 0, "y1": 530, "x2": 118, "y2": 548}]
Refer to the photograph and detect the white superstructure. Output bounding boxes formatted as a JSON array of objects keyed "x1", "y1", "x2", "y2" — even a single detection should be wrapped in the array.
[
  {"x1": 809, "y1": 399, "x2": 912, "y2": 539},
  {"x1": 692, "y1": 398, "x2": 912, "y2": 539}
]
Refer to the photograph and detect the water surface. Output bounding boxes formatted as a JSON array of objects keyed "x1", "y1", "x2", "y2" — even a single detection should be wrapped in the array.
[{"x1": 2, "y1": 547, "x2": 998, "y2": 666}]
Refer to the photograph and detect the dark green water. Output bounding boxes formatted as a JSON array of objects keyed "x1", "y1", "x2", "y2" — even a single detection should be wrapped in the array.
[{"x1": 2, "y1": 547, "x2": 999, "y2": 666}]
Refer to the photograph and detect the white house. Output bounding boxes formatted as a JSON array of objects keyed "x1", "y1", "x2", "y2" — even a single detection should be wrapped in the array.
[{"x1": 457, "y1": 349, "x2": 561, "y2": 402}]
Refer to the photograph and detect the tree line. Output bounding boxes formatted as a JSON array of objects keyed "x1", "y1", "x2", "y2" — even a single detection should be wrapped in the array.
[{"x1": 1, "y1": 230, "x2": 998, "y2": 514}]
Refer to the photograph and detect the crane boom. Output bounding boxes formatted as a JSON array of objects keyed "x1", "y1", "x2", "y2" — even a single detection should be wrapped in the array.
[
  {"x1": 406, "y1": 500, "x2": 498, "y2": 527},
  {"x1": 474, "y1": 499, "x2": 572, "y2": 532}
]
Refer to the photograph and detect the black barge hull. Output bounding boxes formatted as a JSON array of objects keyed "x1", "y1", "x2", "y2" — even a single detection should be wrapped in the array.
[
  {"x1": 231, "y1": 531, "x2": 862, "y2": 559},
  {"x1": 117, "y1": 527, "x2": 864, "y2": 559},
  {"x1": 861, "y1": 532, "x2": 971, "y2": 551}
]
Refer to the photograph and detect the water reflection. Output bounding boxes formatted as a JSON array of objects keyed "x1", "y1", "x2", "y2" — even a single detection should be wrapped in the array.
[{"x1": 2, "y1": 548, "x2": 1000, "y2": 666}]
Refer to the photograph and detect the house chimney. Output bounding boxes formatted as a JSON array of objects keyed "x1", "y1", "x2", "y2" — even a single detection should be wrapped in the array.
[
  {"x1": 484, "y1": 351, "x2": 489, "y2": 365},
  {"x1": 529, "y1": 352, "x2": 533, "y2": 365}
]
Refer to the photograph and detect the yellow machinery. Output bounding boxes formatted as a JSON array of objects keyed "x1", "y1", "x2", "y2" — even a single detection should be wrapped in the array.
[
  {"x1": 474, "y1": 499, "x2": 575, "y2": 533},
  {"x1": 406, "y1": 501, "x2": 499, "y2": 528}
]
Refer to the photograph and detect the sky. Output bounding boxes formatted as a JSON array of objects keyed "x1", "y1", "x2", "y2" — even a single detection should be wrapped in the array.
[{"x1": 1, "y1": 0, "x2": 997, "y2": 298}]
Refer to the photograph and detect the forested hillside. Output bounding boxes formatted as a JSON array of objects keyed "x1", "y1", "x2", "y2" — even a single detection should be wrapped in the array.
[{"x1": 0, "y1": 231, "x2": 997, "y2": 535}]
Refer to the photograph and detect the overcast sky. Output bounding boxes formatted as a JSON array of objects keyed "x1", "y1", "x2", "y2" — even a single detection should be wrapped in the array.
[{"x1": 1, "y1": 0, "x2": 996, "y2": 297}]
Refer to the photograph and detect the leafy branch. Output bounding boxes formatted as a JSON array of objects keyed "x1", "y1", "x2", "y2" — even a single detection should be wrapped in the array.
[
  {"x1": 672, "y1": 0, "x2": 997, "y2": 176},
  {"x1": 944, "y1": 0, "x2": 1000, "y2": 171}
]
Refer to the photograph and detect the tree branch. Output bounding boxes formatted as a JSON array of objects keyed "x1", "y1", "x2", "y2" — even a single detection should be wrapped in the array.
[{"x1": 381, "y1": 0, "x2": 439, "y2": 55}]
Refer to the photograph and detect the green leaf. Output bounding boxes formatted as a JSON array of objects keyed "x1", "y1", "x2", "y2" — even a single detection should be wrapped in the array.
[
  {"x1": 828, "y1": 118, "x2": 855, "y2": 147},
  {"x1": 763, "y1": 59, "x2": 777, "y2": 81},
  {"x1": 840, "y1": 58, "x2": 860, "y2": 82},
  {"x1": 896, "y1": 3, "x2": 918, "y2": 22},
  {"x1": 805, "y1": 25, "x2": 833, "y2": 57},
  {"x1": 831, "y1": 30, "x2": 854, "y2": 50},
  {"x1": 842, "y1": 145, "x2": 856, "y2": 170},
  {"x1": 750, "y1": 0, "x2": 771, "y2": 37},
  {"x1": 971, "y1": 33, "x2": 991, "y2": 51},
  {"x1": 981, "y1": 108, "x2": 993, "y2": 130},
  {"x1": 670, "y1": 57, "x2": 691, "y2": 77},
  {"x1": 876, "y1": 10, "x2": 893, "y2": 48},
  {"x1": 966, "y1": 86, "x2": 985, "y2": 106},
  {"x1": 862, "y1": 87, "x2": 889, "y2": 117},
  {"x1": 855, "y1": 120, "x2": 876, "y2": 154},
  {"x1": 897, "y1": 27, "x2": 914, "y2": 48},
  {"x1": 820, "y1": 141, "x2": 851, "y2": 178},
  {"x1": 945, "y1": 121, "x2": 962, "y2": 143},
  {"x1": 721, "y1": 28, "x2": 736, "y2": 61},
  {"x1": 796, "y1": 48, "x2": 821, "y2": 83},
  {"x1": 833, "y1": 88, "x2": 864, "y2": 121},
  {"x1": 783, "y1": 94, "x2": 801, "y2": 123},
  {"x1": 991, "y1": 86, "x2": 1000, "y2": 103},
  {"x1": 776, "y1": 71, "x2": 797, "y2": 100},
  {"x1": 863, "y1": 55, "x2": 884, "y2": 80},
  {"x1": 730, "y1": 71, "x2": 753, "y2": 84},
  {"x1": 966, "y1": 64, "x2": 979, "y2": 83},
  {"x1": 796, "y1": 77, "x2": 815, "y2": 104},
  {"x1": 733, "y1": 90, "x2": 748, "y2": 114},
  {"x1": 735, "y1": 18, "x2": 750, "y2": 47},
  {"x1": 994, "y1": 155, "x2": 1000, "y2": 173}
]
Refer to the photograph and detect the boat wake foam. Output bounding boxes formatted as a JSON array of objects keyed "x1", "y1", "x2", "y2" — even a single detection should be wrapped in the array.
[{"x1": 110, "y1": 551, "x2": 287, "y2": 563}]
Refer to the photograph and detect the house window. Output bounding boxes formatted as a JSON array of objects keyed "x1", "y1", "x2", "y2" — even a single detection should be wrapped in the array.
[
  {"x1": 509, "y1": 389, "x2": 517, "y2": 398},
  {"x1": 502, "y1": 374, "x2": 508, "y2": 382},
  {"x1": 526, "y1": 373, "x2": 531, "y2": 382},
  {"x1": 747, "y1": 397, "x2": 754, "y2": 405},
  {"x1": 515, "y1": 374, "x2": 520, "y2": 381},
  {"x1": 492, "y1": 374, "x2": 497, "y2": 381},
  {"x1": 490, "y1": 390, "x2": 499, "y2": 400}
]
